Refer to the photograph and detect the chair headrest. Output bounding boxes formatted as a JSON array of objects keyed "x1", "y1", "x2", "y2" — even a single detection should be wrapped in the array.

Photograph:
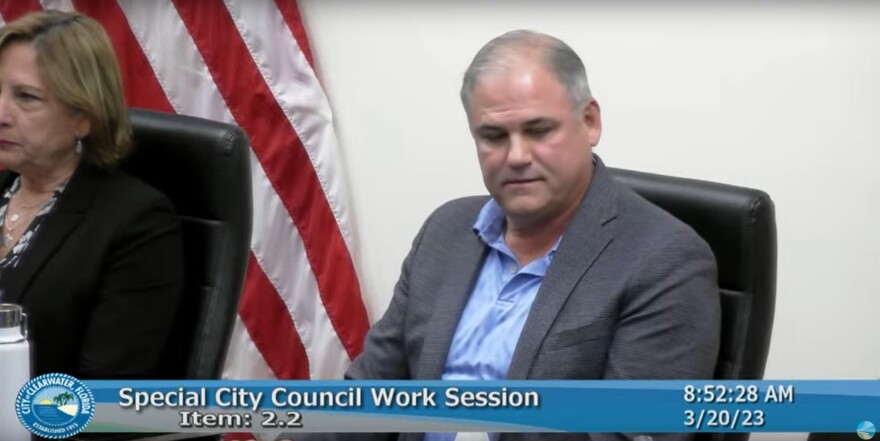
[{"x1": 122, "y1": 108, "x2": 252, "y2": 222}]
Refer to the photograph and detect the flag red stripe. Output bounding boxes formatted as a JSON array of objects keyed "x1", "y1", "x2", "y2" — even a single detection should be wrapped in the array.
[
  {"x1": 0, "y1": 0, "x2": 42, "y2": 22},
  {"x1": 274, "y1": 0, "x2": 316, "y2": 70},
  {"x1": 172, "y1": 0, "x2": 368, "y2": 360},
  {"x1": 239, "y1": 254, "x2": 310, "y2": 379},
  {"x1": 73, "y1": 0, "x2": 174, "y2": 113}
]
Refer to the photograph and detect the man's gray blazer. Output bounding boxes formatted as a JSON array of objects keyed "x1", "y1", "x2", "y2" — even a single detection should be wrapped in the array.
[{"x1": 307, "y1": 157, "x2": 720, "y2": 441}]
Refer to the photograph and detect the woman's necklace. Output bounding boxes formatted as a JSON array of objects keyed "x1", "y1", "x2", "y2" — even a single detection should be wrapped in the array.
[{"x1": 2, "y1": 192, "x2": 53, "y2": 247}]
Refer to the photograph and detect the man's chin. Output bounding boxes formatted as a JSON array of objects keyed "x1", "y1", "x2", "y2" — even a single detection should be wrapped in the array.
[{"x1": 496, "y1": 201, "x2": 548, "y2": 223}]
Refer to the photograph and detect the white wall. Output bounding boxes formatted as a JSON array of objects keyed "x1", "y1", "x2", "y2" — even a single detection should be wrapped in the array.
[{"x1": 298, "y1": 1, "x2": 880, "y2": 380}]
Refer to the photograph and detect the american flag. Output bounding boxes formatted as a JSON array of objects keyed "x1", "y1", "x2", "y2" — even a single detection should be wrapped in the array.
[{"x1": 0, "y1": 0, "x2": 369, "y2": 436}]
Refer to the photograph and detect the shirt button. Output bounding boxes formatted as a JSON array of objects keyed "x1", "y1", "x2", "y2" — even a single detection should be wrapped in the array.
[{"x1": 509, "y1": 265, "x2": 516, "y2": 274}]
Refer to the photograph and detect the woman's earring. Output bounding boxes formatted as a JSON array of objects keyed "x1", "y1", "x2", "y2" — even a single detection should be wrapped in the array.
[{"x1": 75, "y1": 139, "x2": 83, "y2": 154}]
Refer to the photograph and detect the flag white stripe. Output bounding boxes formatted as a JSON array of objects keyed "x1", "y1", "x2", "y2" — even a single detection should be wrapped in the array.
[
  {"x1": 222, "y1": 319, "x2": 276, "y2": 380},
  {"x1": 247, "y1": 149, "x2": 350, "y2": 380},
  {"x1": 223, "y1": 0, "x2": 359, "y2": 255},
  {"x1": 116, "y1": 0, "x2": 226, "y2": 119},
  {"x1": 38, "y1": 0, "x2": 73, "y2": 11}
]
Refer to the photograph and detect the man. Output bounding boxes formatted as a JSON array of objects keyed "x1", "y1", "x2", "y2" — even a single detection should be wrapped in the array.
[{"x1": 307, "y1": 30, "x2": 720, "y2": 441}]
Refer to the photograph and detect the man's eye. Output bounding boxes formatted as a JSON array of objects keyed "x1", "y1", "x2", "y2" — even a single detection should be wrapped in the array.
[
  {"x1": 481, "y1": 132, "x2": 508, "y2": 143},
  {"x1": 527, "y1": 127, "x2": 552, "y2": 138}
]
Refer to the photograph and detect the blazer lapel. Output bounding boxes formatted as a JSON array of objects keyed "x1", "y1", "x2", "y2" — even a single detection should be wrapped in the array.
[
  {"x1": 3, "y1": 166, "x2": 98, "y2": 304},
  {"x1": 415, "y1": 228, "x2": 488, "y2": 380},
  {"x1": 506, "y1": 157, "x2": 619, "y2": 379}
]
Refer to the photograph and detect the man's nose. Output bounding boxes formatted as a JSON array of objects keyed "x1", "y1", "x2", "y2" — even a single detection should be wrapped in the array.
[{"x1": 507, "y1": 134, "x2": 532, "y2": 168}]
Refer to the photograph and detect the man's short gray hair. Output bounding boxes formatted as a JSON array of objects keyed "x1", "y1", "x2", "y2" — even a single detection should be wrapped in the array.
[{"x1": 461, "y1": 30, "x2": 592, "y2": 115}]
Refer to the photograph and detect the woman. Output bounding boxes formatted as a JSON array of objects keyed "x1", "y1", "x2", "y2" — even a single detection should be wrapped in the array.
[{"x1": 0, "y1": 11, "x2": 183, "y2": 379}]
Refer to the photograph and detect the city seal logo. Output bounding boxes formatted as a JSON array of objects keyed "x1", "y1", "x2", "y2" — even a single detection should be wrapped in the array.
[{"x1": 15, "y1": 373, "x2": 95, "y2": 439}]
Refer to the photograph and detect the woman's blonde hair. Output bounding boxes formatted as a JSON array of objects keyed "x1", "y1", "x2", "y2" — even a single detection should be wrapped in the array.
[{"x1": 0, "y1": 10, "x2": 130, "y2": 168}]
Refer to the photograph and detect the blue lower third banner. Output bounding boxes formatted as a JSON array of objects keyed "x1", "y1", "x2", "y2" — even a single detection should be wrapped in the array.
[{"x1": 13, "y1": 375, "x2": 880, "y2": 437}]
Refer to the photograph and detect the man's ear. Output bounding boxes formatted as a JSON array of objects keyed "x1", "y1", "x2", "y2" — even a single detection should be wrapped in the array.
[{"x1": 583, "y1": 98, "x2": 602, "y2": 147}]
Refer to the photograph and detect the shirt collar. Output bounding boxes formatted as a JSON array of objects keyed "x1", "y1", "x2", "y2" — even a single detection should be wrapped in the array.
[
  {"x1": 472, "y1": 198, "x2": 563, "y2": 260},
  {"x1": 473, "y1": 198, "x2": 506, "y2": 246}
]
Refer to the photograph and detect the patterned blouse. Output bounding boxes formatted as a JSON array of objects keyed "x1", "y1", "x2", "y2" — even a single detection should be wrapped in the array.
[{"x1": 0, "y1": 176, "x2": 68, "y2": 277}]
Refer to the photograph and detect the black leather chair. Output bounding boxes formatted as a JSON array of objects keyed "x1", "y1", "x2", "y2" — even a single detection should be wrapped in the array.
[
  {"x1": 121, "y1": 108, "x2": 253, "y2": 380},
  {"x1": 74, "y1": 111, "x2": 251, "y2": 441},
  {"x1": 610, "y1": 168, "x2": 777, "y2": 441}
]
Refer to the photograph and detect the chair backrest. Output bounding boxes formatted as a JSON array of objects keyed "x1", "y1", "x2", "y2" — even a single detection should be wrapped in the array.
[
  {"x1": 121, "y1": 108, "x2": 252, "y2": 379},
  {"x1": 610, "y1": 168, "x2": 776, "y2": 441}
]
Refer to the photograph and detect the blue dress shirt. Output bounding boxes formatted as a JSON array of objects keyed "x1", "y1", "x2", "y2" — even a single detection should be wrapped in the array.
[
  {"x1": 443, "y1": 198, "x2": 560, "y2": 380},
  {"x1": 425, "y1": 199, "x2": 559, "y2": 441}
]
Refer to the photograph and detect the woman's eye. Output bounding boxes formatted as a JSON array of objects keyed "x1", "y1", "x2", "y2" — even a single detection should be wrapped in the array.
[{"x1": 15, "y1": 91, "x2": 41, "y2": 102}]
